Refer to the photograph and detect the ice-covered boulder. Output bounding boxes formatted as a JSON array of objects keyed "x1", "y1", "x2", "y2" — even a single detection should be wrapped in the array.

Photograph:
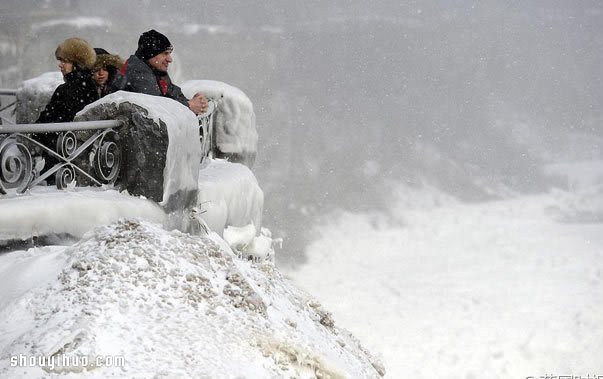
[
  {"x1": 196, "y1": 159, "x2": 264, "y2": 236},
  {"x1": 182, "y1": 80, "x2": 258, "y2": 167},
  {"x1": 75, "y1": 91, "x2": 201, "y2": 213},
  {"x1": 0, "y1": 220, "x2": 385, "y2": 378},
  {"x1": 15, "y1": 72, "x2": 62, "y2": 124}
]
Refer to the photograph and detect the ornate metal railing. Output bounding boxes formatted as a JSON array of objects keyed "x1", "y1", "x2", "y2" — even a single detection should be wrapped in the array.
[
  {"x1": 0, "y1": 90, "x2": 218, "y2": 196},
  {"x1": 0, "y1": 88, "x2": 17, "y2": 125},
  {"x1": 198, "y1": 100, "x2": 217, "y2": 166},
  {"x1": 0, "y1": 120, "x2": 123, "y2": 194}
]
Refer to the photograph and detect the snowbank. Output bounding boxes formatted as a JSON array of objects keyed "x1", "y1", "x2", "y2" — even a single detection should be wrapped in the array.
[
  {"x1": 0, "y1": 220, "x2": 384, "y2": 378},
  {"x1": 182, "y1": 80, "x2": 258, "y2": 167},
  {"x1": 0, "y1": 188, "x2": 164, "y2": 243},
  {"x1": 0, "y1": 159, "x2": 264, "y2": 243}
]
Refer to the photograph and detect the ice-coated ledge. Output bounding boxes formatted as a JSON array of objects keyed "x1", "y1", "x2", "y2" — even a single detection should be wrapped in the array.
[
  {"x1": 0, "y1": 188, "x2": 165, "y2": 242},
  {"x1": 15, "y1": 71, "x2": 62, "y2": 124},
  {"x1": 196, "y1": 158, "x2": 264, "y2": 236},
  {"x1": 182, "y1": 80, "x2": 258, "y2": 167}
]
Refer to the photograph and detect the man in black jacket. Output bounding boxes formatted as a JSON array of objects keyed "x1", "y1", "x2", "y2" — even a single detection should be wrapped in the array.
[{"x1": 111, "y1": 29, "x2": 208, "y2": 115}]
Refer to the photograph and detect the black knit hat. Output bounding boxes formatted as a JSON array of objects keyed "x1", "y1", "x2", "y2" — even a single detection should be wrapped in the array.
[
  {"x1": 94, "y1": 47, "x2": 110, "y2": 56},
  {"x1": 135, "y1": 29, "x2": 172, "y2": 61}
]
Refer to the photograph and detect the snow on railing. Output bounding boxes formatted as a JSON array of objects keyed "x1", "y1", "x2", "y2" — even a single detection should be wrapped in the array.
[
  {"x1": 0, "y1": 120, "x2": 123, "y2": 194},
  {"x1": 0, "y1": 90, "x2": 218, "y2": 196}
]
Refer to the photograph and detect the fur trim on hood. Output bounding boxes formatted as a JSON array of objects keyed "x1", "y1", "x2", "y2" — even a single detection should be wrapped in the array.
[
  {"x1": 55, "y1": 38, "x2": 96, "y2": 70},
  {"x1": 94, "y1": 53, "x2": 124, "y2": 72}
]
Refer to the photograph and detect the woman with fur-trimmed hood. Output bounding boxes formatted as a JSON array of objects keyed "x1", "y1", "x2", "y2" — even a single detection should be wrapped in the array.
[
  {"x1": 36, "y1": 38, "x2": 98, "y2": 183},
  {"x1": 37, "y1": 37, "x2": 98, "y2": 123},
  {"x1": 92, "y1": 48, "x2": 123, "y2": 98}
]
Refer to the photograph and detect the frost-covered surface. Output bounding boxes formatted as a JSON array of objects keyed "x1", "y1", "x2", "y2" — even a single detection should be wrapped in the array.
[
  {"x1": 15, "y1": 72, "x2": 62, "y2": 124},
  {"x1": 77, "y1": 91, "x2": 201, "y2": 209},
  {"x1": 13, "y1": 74, "x2": 258, "y2": 167},
  {"x1": 196, "y1": 159, "x2": 264, "y2": 236},
  {"x1": 182, "y1": 80, "x2": 258, "y2": 163},
  {"x1": 0, "y1": 188, "x2": 164, "y2": 242},
  {"x1": 0, "y1": 160, "x2": 264, "y2": 244},
  {"x1": 13, "y1": 75, "x2": 257, "y2": 217},
  {"x1": 224, "y1": 224, "x2": 277, "y2": 263},
  {"x1": 285, "y1": 179, "x2": 603, "y2": 378},
  {"x1": 0, "y1": 220, "x2": 383, "y2": 378}
]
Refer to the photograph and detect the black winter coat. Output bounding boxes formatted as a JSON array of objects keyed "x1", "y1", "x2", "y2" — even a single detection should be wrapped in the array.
[
  {"x1": 37, "y1": 69, "x2": 98, "y2": 123},
  {"x1": 109, "y1": 55, "x2": 188, "y2": 107}
]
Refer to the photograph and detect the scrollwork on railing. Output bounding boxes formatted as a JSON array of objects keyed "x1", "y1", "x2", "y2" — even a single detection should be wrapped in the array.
[
  {"x1": 0, "y1": 136, "x2": 33, "y2": 194},
  {"x1": 0, "y1": 120, "x2": 123, "y2": 195},
  {"x1": 57, "y1": 131, "x2": 78, "y2": 158},
  {"x1": 93, "y1": 130, "x2": 121, "y2": 183}
]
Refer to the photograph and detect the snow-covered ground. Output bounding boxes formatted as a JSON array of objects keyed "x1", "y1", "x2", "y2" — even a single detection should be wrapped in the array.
[
  {"x1": 284, "y1": 173, "x2": 603, "y2": 378},
  {"x1": 0, "y1": 220, "x2": 383, "y2": 378}
]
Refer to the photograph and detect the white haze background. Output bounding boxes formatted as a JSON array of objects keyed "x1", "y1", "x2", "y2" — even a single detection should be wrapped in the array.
[{"x1": 1, "y1": 1, "x2": 602, "y2": 377}]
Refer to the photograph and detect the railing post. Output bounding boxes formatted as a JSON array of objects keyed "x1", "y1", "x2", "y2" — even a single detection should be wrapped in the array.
[{"x1": 198, "y1": 100, "x2": 217, "y2": 166}]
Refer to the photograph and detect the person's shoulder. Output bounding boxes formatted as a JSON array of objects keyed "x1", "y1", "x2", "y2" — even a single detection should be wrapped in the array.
[
  {"x1": 125, "y1": 55, "x2": 146, "y2": 71},
  {"x1": 66, "y1": 70, "x2": 91, "y2": 85},
  {"x1": 50, "y1": 80, "x2": 69, "y2": 97}
]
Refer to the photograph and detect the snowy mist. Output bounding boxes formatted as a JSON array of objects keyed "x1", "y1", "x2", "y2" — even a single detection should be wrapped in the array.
[
  {"x1": 2, "y1": 1, "x2": 601, "y2": 264},
  {"x1": 1, "y1": 2, "x2": 603, "y2": 377}
]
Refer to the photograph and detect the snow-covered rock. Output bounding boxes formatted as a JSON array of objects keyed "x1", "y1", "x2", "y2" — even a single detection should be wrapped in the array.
[
  {"x1": 224, "y1": 224, "x2": 277, "y2": 262},
  {"x1": 0, "y1": 219, "x2": 384, "y2": 378},
  {"x1": 182, "y1": 80, "x2": 258, "y2": 167},
  {"x1": 76, "y1": 91, "x2": 201, "y2": 213},
  {"x1": 15, "y1": 72, "x2": 62, "y2": 124}
]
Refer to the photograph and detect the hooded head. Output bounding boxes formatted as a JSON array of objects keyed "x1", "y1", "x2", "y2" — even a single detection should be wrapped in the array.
[
  {"x1": 55, "y1": 38, "x2": 96, "y2": 70},
  {"x1": 93, "y1": 49, "x2": 123, "y2": 72},
  {"x1": 135, "y1": 29, "x2": 173, "y2": 62},
  {"x1": 93, "y1": 50, "x2": 124, "y2": 86}
]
